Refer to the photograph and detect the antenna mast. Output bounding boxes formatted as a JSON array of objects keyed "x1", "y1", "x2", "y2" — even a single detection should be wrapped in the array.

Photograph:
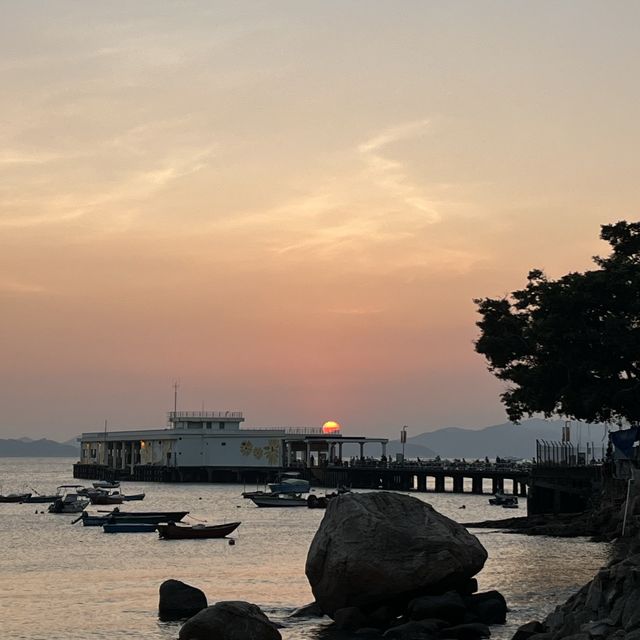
[{"x1": 173, "y1": 381, "x2": 179, "y2": 415}]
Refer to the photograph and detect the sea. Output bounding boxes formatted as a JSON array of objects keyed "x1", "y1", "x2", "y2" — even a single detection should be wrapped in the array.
[{"x1": 0, "y1": 458, "x2": 610, "y2": 640}]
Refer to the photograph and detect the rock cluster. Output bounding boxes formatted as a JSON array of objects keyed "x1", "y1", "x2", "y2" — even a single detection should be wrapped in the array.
[
  {"x1": 179, "y1": 600, "x2": 281, "y2": 640},
  {"x1": 513, "y1": 546, "x2": 640, "y2": 640},
  {"x1": 158, "y1": 579, "x2": 208, "y2": 620},
  {"x1": 305, "y1": 491, "x2": 505, "y2": 637}
]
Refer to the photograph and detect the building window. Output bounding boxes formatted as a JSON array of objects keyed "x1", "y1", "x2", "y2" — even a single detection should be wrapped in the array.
[{"x1": 219, "y1": 423, "x2": 225, "y2": 430}]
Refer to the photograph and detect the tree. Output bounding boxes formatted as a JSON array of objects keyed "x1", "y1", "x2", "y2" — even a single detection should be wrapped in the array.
[{"x1": 474, "y1": 221, "x2": 640, "y2": 425}]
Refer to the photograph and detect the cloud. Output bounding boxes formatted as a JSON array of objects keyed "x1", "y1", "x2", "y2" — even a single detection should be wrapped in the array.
[{"x1": 358, "y1": 119, "x2": 440, "y2": 222}]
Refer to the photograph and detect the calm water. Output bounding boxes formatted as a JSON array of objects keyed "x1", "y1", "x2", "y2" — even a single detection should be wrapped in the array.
[{"x1": 0, "y1": 458, "x2": 609, "y2": 640}]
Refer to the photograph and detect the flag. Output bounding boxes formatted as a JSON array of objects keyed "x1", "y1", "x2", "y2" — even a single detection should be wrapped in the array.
[{"x1": 610, "y1": 426, "x2": 640, "y2": 460}]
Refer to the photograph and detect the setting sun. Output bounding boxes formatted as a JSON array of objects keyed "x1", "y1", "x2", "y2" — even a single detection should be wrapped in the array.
[{"x1": 322, "y1": 420, "x2": 341, "y2": 434}]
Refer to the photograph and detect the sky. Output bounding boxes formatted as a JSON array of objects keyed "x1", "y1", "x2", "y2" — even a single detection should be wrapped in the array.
[{"x1": 2, "y1": 1, "x2": 640, "y2": 440}]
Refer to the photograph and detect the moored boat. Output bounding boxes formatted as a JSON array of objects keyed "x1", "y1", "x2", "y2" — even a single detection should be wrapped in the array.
[
  {"x1": 93, "y1": 480, "x2": 120, "y2": 489},
  {"x1": 89, "y1": 492, "x2": 125, "y2": 505},
  {"x1": 48, "y1": 486, "x2": 90, "y2": 513},
  {"x1": 157, "y1": 521, "x2": 241, "y2": 539},
  {"x1": 0, "y1": 493, "x2": 31, "y2": 503},
  {"x1": 121, "y1": 493, "x2": 145, "y2": 501},
  {"x1": 249, "y1": 493, "x2": 308, "y2": 508},
  {"x1": 103, "y1": 522, "x2": 157, "y2": 533},
  {"x1": 21, "y1": 493, "x2": 58, "y2": 503},
  {"x1": 489, "y1": 493, "x2": 519, "y2": 508}
]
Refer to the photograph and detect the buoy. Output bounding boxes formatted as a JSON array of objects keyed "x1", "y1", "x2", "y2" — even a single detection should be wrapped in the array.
[
  {"x1": 228, "y1": 539, "x2": 236, "y2": 546},
  {"x1": 199, "y1": 497, "x2": 202, "y2": 500}
]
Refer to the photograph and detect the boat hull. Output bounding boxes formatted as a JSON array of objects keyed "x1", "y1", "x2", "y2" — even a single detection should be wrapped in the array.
[
  {"x1": 157, "y1": 521, "x2": 241, "y2": 539},
  {"x1": 0, "y1": 494, "x2": 31, "y2": 503},
  {"x1": 103, "y1": 523, "x2": 157, "y2": 533},
  {"x1": 249, "y1": 495, "x2": 308, "y2": 507}
]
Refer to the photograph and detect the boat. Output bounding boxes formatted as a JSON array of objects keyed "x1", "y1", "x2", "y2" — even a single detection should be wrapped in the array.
[
  {"x1": 21, "y1": 492, "x2": 58, "y2": 503},
  {"x1": 0, "y1": 493, "x2": 31, "y2": 503},
  {"x1": 89, "y1": 492, "x2": 125, "y2": 505},
  {"x1": 75, "y1": 510, "x2": 190, "y2": 526},
  {"x1": 307, "y1": 486, "x2": 350, "y2": 509},
  {"x1": 48, "y1": 486, "x2": 90, "y2": 513},
  {"x1": 92, "y1": 480, "x2": 120, "y2": 489},
  {"x1": 267, "y1": 473, "x2": 310, "y2": 494},
  {"x1": 103, "y1": 523, "x2": 157, "y2": 533},
  {"x1": 249, "y1": 493, "x2": 309, "y2": 508},
  {"x1": 109, "y1": 510, "x2": 189, "y2": 522},
  {"x1": 157, "y1": 521, "x2": 241, "y2": 539},
  {"x1": 489, "y1": 493, "x2": 518, "y2": 508},
  {"x1": 121, "y1": 493, "x2": 145, "y2": 501}
]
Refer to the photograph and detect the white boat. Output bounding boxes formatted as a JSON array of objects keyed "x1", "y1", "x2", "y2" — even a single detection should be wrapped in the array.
[
  {"x1": 267, "y1": 477, "x2": 310, "y2": 494},
  {"x1": 48, "y1": 486, "x2": 90, "y2": 513},
  {"x1": 249, "y1": 493, "x2": 309, "y2": 508}
]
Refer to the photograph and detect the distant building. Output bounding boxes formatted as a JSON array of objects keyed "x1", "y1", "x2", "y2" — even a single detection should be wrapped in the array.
[{"x1": 78, "y1": 410, "x2": 388, "y2": 474}]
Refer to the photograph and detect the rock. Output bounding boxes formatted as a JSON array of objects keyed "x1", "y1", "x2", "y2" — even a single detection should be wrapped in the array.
[
  {"x1": 464, "y1": 591, "x2": 508, "y2": 625},
  {"x1": 355, "y1": 628, "x2": 383, "y2": 637},
  {"x1": 383, "y1": 621, "x2": 439, "y2": 639},
  {"x1": 441, "y1": 622, "x2": 491, "y2": 639},
  {"x1": 457, "y1": 578, "x2": 479, "y2": 596},
  {"x1": 289, "y1": 601, "x2": 324, "y2": 618},
  {"x1": 179, "y1": 601, "x2": 281, "y2": 640},
  {"x1": 334, "y1": 606, "x2": 370, "y2": 631},
  {"x1": 407, "y1": 592, "x2": 467, "y2": 624},
  {"x1": 512, "y1": 621, "x2": 545, "y2": 640},
  {"x1": 159, "y1": 579, "x2": 207, "y2": 620},
  {"x1": 305, "y1": 492, "x2": 488, "y2": 616}
]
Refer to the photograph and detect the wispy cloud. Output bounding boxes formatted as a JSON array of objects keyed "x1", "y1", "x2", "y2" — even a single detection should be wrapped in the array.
[{"x1": 358, "y1": 119, "x2": 440, "y2": 222}]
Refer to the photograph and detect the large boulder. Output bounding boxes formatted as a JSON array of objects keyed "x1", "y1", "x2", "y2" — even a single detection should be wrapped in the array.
[
  {"x1": 305, "y1": 492, "x2": 487, "y2": 617},
  {"x1": 159, "y1": 579, "x2": 207, "y2": 620},
  {"x1": 179, "y1": 601, "x2": 281, "y2": 640}
]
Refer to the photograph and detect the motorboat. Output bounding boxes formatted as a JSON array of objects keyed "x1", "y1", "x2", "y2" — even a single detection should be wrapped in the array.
[
  {"x1": 243, "y1": 472, "x2": 310, "y2": 498},
  {"x1": 157, "y1": 521, "x2": 241, "y2": 539},
  {"x1": 89, "y1": 492, "x2": 125, "y2": 505},
  {"x1": 92, "y1": 480, "x2": 120, "y2": 489},
  {"x1": 103, "y1": 523, "x2": 157, "y2": 533},
  {"x1": 48, "y1": 486, "x2": 90, "y2": 513},
  {"x1": 489, "y1": 493, "x2": 518, "y2": 508},
  {"x1": 267, "y1": 474, "x2": 310, "y2": 494},
  {"x1": 249, "y1": 493, "x2": 309, "y2": 508}
]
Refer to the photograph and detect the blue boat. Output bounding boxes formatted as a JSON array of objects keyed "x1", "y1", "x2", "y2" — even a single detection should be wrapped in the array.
[{"x1": 103, "y1": 523, "x2": 157, "y2": 533}]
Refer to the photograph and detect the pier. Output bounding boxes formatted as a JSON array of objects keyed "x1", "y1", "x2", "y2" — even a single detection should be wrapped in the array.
[{"x1": 73, "y1": 460, "x2": 529, "y2": 496}]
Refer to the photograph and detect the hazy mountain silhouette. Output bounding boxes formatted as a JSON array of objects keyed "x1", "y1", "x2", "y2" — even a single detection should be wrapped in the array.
[
  {"x1": 0, "y1": 438, "x2": 78, "y2": 457},
  {"x1": 387, "y1": 419, "x2": 607, "y2": 460}
]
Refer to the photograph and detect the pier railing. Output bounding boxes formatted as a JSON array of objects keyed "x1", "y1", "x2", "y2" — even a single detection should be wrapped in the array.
[
  {"x1": 168, "y1": 411, "x2": 244, "y2": 420},
  {"x1": 536, "y1": 439, "x2": 605, "y2": 466}
]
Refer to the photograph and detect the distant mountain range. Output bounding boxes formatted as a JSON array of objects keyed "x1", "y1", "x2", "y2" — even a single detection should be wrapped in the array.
[
  {"x1": 0, "y1": 438, "x2": 79, "y2": 457},
  {"x1": 387, "y1": 418, "x2": 607, "y2": 460}
]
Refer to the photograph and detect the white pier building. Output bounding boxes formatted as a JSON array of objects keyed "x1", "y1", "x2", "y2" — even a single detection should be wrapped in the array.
[{"x1": 78, "y1": 410, "x2": 388, "y2": 476}]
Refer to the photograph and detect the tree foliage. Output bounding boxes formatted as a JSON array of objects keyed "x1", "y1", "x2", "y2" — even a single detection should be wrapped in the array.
[{"x1": 474, "y1": 221, "x2": 640, "y2": 425}]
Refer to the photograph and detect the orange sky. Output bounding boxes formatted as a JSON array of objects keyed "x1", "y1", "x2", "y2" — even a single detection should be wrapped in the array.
[{"x1": 2, "y1": 2, "x2": 640, "y2": 439}]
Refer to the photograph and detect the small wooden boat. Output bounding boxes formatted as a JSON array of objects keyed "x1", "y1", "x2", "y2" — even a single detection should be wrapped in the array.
[
  {"x1": 107, "y1": 510, "x2": 190, "y2": 524},
  {"x1": 22, "y1": 493, "x2": 58, "y2": 503},
  {"x1": 103, "y1": 522, "x2": 157, "y2": 533},
  {"x1": 249, "y1": 493, "x2": 308, "y2": 508},
  {"x1": 121, "y1": 493, "x2": 145, "y2": 501},
  {"x1": 157, "y1": 521, "x2": 241, "y2": 539},
  {"x1": 0, "y1": 493, "x2": 31, "y2": 503}
]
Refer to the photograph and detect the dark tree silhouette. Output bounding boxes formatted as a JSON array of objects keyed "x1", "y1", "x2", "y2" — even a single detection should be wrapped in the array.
[{"x1": 475, "y1": 221, "x2": 640, "y2": 425}]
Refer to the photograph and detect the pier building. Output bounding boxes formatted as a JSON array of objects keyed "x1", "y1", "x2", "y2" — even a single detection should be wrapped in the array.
[{"x1": 74, "y1": 410, "x2": 389, "y2": 482}]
